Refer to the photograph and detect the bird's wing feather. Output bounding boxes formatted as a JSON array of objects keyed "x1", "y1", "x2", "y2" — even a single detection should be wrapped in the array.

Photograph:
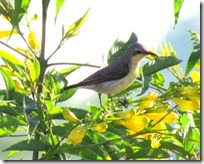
[{"x1": 76, "y1": 58, "x2": 129, "y2": 86}]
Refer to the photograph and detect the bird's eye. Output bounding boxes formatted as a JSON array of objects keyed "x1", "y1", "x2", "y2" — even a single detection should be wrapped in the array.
[{"x1": 134, "y1": 50, "x2": 142, "y2": 54}]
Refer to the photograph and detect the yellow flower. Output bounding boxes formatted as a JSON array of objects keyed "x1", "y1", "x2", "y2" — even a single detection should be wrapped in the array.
[
  {"x1": 171, "y1": 97, "x2": 200, "y2": 112},
  {"x1": 67, "y1": 126, "x2": 86, "y2": 145},
  {"x1": 28, "y1": 31, "x2": 38, "y2": 49},
  {"x1": 63, "y1": 109, "x2": 80, "y2": 123},
  {"x1": 92, "y1": 122, "x2": 108, "y2": 133},
  {"x1": 115, "y1": 110, "x2": 148, "y2": 134},
  {"x1": 150, "y1": 137, "x2": 161, "y2": 148},
  {"x1": 190, "y1": 71, "x2": 200, "y2": 83},
  {"x1": 137, "y1": 92, "x2": 158, "y2": 110},
  {"x1": 145, "y1": 112, "x2": 178, "y2": 124},
  {"x1": 172, "y1": 85, "x2": 200, "y2": 112}
]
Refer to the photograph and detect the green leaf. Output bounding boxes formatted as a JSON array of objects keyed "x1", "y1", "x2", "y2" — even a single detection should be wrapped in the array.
[
  {"x1": 107, "y1": 32, "x2": 138, "y2": 64},
  {"x1": 174, "y1": 0, "x2": 184, "y2": 28},
  {"x1": 58, "y1": 88, "x2": 77, "y2": 102},
  {"x1": 0, "y1": 0, "x2": 13, "y2": 21},
  {"x1": 142, "y1": 56, "x2": 182, "y2": 76},
  {"x1": 52, "y1": 123, "x2": 74, "y2": 137},
  {"x1": 65, "y1": 8, "x2": 90, "y2": 38},
  {"x1": 137, "y1": 75, "x2": 152, "y2": 96},
  {"x1": 0, "y1": 49, "x2": 24, "y2": 67},
  {"x1": 55, "y1": 0, "x2": 65, "y2": 21},
  {"x1": 60, "y1": 65, "x2": 81, "y2": 77},
  {"x1": 185, "y1": 30, "x2": 200, "y2": 76},
  {"x1": 0, "y1": 115, "x2": 26, "y2": 128},
  {"x1": 11, "y1": 0, "x2": 31, "y2": 28},
  {"x1": 3, "y1": 139, "x2": 48, "y2": 151},
  {"x1": 57, "y1": 143, "x2": 103, "y2": 160},
  {"x1": 0, "y1": 105, "x2": 23, "y2": 116},
  {"x1": 27, "y1": 117, "x2": 40, "y2": 139},
  {"x1": 27, "y1": 58, "x2": 40, "y2": 82},
  {"x1": 0, "y1": 67, "x2": 15, "y2": 99},
  {"x1": 152, "y1": 72, "x2": 165, "y2": 88},
  {"x1": 161, "y1": 141, "x2": 190, "y2": 159}
]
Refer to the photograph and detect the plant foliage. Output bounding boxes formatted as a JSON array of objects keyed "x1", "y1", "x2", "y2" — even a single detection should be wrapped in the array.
[{"x1": 0, "y1": 0, "x2": 200, "y2": 161}]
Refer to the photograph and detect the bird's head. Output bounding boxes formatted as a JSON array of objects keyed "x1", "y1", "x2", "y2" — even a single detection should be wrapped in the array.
[
  {"x1": 125, "y1": 43, "x2": 158, "y2": 66},
  {"x1": 126, "y1": 42, "x2": 158, "y2": 58}
]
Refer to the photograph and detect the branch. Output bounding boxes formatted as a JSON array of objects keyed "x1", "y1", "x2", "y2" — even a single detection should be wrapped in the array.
[
  {"x1": 0, "y1": 40, "x2": 27, "y2": 58},
  {"x1": 47, "y1": 62, "x2": 101, "y2": 68},
  {"x1": 17, "y1": 27, "x2": 37, "y2": 57}
]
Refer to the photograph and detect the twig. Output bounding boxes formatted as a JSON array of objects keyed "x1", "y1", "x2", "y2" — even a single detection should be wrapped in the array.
[
  {"x1": 0, "y1": 40, "x2": 27, "y2": 58},
  {"x1": 47, "y1": 62, "x2": 101, "y2": 68},
  {"x1": 17, "y1": 27, "x2": 37, "y2": 58}
]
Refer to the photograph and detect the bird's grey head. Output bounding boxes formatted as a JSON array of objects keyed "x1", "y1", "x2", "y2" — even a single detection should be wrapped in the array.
[{"x1": 125, "y1": 43, "x2": 158, "y2": 58}]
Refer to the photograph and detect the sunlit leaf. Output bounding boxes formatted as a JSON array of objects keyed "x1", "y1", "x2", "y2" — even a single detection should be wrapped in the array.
[
  {"x1": 27, "y1": 59, "x2": 40, "y2": 82},
  {"x1": 174, "y1": 0, "x2": 184, "y2": 28},
  {"x1": 55, "y1": 0, "x2": 65, "y2": 21},
  {"x1": 58, "y1": 88, "x2": 77, "y2": 102},
  {"x1": 11, "y1": 0, "x2": 31, "y2": 28},
  {"x1": 0, "y1": 49, "x2": 24, "y2": 67},
  {"x1": 0, "y1": 67, "x2": 15, "y2": 98},
  {"x1": 60, "y1": 65, "x2": 80, "y2": 77},
  {"x1": 152, "y1": 72, "x2": 165, "y2": 88},
  {"x1": 7, "y1": 150, "x2": 20, "y2": 159},
  {"x1": 0, "y1": 30, "x2": 18, "y2": 38},
  {"x1": 65, "y1": 8, "x2": 90, "y2": 38}
]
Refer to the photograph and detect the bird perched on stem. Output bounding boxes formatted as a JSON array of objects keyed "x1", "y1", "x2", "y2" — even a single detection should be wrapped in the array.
[{"x1": 63, "y1": 42, "x2": 158, "y2": 104}]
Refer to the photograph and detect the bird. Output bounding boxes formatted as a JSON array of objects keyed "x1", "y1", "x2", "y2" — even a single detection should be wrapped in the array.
[{"x1": 63, "y1": 42, "x2": 157, "y2": 103}]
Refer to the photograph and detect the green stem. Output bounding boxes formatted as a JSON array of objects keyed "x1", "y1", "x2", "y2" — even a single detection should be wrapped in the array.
[{"x1": 32, "y1": 0, "x2": 50, "y2": 160}]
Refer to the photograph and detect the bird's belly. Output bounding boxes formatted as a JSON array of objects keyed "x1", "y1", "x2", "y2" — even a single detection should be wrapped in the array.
[{"x1": 84, "y1": 69, "x2": 138, "y2": 96}]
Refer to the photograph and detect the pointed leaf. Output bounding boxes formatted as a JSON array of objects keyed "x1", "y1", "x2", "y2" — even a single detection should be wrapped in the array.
[
  {"x1": 108, "y1": 32, "x2": 138, "y2": 64},
  {"x1": 11, "y1": 0, "x2": 31, "y2": 28},
  {"x1": 0, "y1": 30, "x2": 18, "y2": 38},
  {"x1": 137, "y1": 75, "x2": 152, "y2": 96},
  {"x1": 174, "y1": 0, "x2": 184, "y2": 28},
  {"x1": 55, "y1": 0, "x2": 65, "y2": 21},
  {"x1": 185, "y1": 30, "x2": 200, "y2": 76},
  {"x1": 0, "y1": 115, "x2": 26, "y2": 128},
  {"x1": 0, "y1": 105, "x2": 23, "y2": 116},
  {"x1": 60, "y1": 65, "x2": 80, "y2": 77},
  {"x1": 142, "y1": 56, "x2": 182, "y2": 76},
  {"x1": 0, "y1": 49, "x2": 24, "y2": 67},
  {"x1": 58, "y1": 88, "x2": 77, "y2": 102},
  {"x1": 0, "y1": 67, "x2": 15, "y2": 98},
  {"x1": 27, "y1": 117, "x2": 40, "y2": 139},
  {"x1": 65, "y1": 8, "x2": 90, "y2": 38},
  {"x1": 152, "y1": 71, "x2": 165, "y2": 88},
  {"x1": 3, "y1": 139, "x2": 48, "y2": 151}
]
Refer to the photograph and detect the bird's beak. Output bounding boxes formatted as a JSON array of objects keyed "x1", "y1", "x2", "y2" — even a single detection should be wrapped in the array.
[{"x1": 147, "y1": 51, "x2": 158, "y2": 57}]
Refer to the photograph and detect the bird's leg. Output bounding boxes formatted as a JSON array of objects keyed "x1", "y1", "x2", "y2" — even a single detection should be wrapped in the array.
[
  {"x1": 98, "y1": 93, "x2": 103, "y2": 107},
  {"x1": 98, "y1": 94, "x2": 113, "y2": 116}
]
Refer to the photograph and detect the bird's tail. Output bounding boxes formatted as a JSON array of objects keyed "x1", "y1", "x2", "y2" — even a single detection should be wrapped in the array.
[{"x1": 63, "y1": 83, "x2": 81, "y2": 91}]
